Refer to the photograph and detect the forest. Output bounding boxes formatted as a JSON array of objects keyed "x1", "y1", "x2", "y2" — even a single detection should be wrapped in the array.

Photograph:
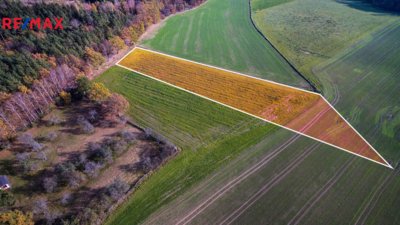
[{"x1": 0, "y1": 0, "x2": 205, "y2": 139}]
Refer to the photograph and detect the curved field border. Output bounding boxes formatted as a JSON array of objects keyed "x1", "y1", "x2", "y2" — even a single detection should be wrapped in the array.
[
  {"x1": 116, "y1": 47, "x2": 392, "y2": 169},
  {"x1": 246, "y1": 0, "x2": 319, "y2": 92}
]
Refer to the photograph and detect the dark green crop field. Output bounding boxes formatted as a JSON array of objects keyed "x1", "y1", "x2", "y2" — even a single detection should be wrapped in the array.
[{"x1": 315, "y1": 22, "x2": 400, "y2": 161}]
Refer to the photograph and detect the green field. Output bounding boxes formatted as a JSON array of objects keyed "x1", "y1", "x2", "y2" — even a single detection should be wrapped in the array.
[
  {"x1": 98, "y1": 0, "x2": 400, "y2": 224},
  {"x1": 142, "y1": 141, "x2": 398, "y2": 225},
  {"x1": 251, "y1": 0, "x2": 398, "y2": 89},
  {"x1": 141, "y1": 0, "x2": 311, "y2": 89},
  {"x1": 99, "y1": 66, "x2": 400, "y2": 225},
  {"x1": 251, "y1": 0, "x2": 292, "y2": 11},
  {"x1": 315, "y1": 22, "x2": 400, "y2": 162},
  {"x1": 96, "y1": 66, "x2": 279, "y2": 224}
]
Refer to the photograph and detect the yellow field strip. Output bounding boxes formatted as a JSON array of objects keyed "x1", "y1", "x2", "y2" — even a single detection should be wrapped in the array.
[{"x1": 115, "y1": 47, "x2": 392, "y2": 169}]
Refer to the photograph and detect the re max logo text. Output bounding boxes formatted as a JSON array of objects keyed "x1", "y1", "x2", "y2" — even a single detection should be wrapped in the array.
[{"x1": 1, "y1": 18, "x2": 63, "y2": 30}]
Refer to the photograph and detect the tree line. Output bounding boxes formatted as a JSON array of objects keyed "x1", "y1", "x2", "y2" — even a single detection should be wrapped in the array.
[{"x1": 0, "y1": 0, "x2": 205, "y2": 138}]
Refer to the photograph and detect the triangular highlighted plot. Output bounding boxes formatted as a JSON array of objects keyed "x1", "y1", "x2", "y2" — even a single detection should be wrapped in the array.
[
  {"x1": 286, "y1": 97, "x2": 389, "y2": 167},
  {"x1": 117, "y1": 47, "x2": 391, "y2": 168}
]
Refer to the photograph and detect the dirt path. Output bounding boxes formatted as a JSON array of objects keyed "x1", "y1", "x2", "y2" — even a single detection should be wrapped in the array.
[
  {"x1": 88, "y1": 47, "x2": 135, "y2": 80},
  {"x1": 138, "y1": 20, "x2": 167, "y2": 43}
]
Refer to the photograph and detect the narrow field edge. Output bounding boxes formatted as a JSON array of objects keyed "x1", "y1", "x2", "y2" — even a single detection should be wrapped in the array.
[{"x1": 115, "y1": 47, "x2": 392, "y2": 169}]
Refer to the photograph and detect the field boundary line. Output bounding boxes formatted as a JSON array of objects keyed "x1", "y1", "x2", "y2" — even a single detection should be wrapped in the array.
[
  {"x1": 115, "y1": 48, "x2": 392, "y2": 169},
  {"x1": 246, "y1": 0, "x2": 319, "y2": 92},
  {"x1": 319, "y1": 97, "x2": 392, "y2": 168}
]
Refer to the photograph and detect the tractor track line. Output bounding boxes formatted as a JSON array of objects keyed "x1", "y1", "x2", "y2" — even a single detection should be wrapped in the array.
[
  {"x1": 288, "y1": 157, "x2": 356, "y2": 225},
  {"x1": 354, "y1": 172, "x2": 395, "y2": 225},
  {"x1": 176, "y1": 88, "x2": 340, "y2": 225},
  {"x1": 176, "y1": 133, "x2": 301, "y2": 225},
  {"x1": 219, "y1": 143, "x2": 320, "y2": 225}
]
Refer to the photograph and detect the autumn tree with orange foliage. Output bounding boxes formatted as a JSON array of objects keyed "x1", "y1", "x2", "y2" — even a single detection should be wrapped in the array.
[
  {"x1": 88, "y1": 82, "x2": 111, "y2": 102},
  {"x1": 85, "y1": 47, "x2": 106, "y2": 68},
  {"x1": 0, "y1": 210, "x2": 34, "y2": 225},
  {"x1": 101, "y1": 93, "x2": 130, "y2": 124}
]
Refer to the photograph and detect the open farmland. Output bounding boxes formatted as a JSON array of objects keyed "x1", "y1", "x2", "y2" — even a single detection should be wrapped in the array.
[
  {"x1": 315, "y1": 22, "x2": 400, "y2": 162},
  {"x1": 97, "y1": 0, "x2": 400, "y2": 224},
  {"x1": 95, "y1": 66, "x2": 279, "y2": 224},
  {"x1": 97, "y1": 66, "x2": 400, "y2": 225},
  {"x1": 141, "y1": 0, "x2": 312, "y2": 89},
  {"x1": 141, "y1": 136, "x2": 400, "y2": 225},
  {"x1": 251, "y1": 0, "x2": 399, "y2": 89},
  {"x1": 118, "y1": 48, "x2": 388, "y2": 166}
]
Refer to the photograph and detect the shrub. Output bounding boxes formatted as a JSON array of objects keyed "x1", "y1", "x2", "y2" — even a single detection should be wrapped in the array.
[
  {"x1": 100, "y1": 93, "x2": 129, "y2": 124},
  {"x1": 17, "y1": 133, "x2": 42, "y2": 151},
  {"x1": 74, "y1": 76, "x2": 91, "y2": 100},
  {"x1": 79, "y1": 119, "x2": 94, "y2": 134},
  {"x1": 0, "y1": 141, "x2": 11, "y2": 151},
  {"x1": 105, "y1": 179, "x2": 129, "y2": 201},
  {"x1": 45, "y1": 131, "x2": 58, "y2": 142},
  {"x1": 35, "y1": 151, "x2": 47, "y2": 161},
  {"x1": 83, "y1": 161, "x2": 101, "y2": 178},
  {"x1": 66, "y1": 171, "x2": 85, "y2": 188},
  {"x1": 110, "y1": 141, "x2": 127, "y2": 155},
  {"x1": 85, "y1": 47, "x2": 105, "y2": 68},
  {"x1": 77, "y1": 208, "x2": 98, "y2": 225},
  {"x1": 33, "y1": 199, "x2": 49, "y2": 217},
  {"x1": 46, "y1": 115, "x2": 62, "y2": 126},
  {"x1": 140, "y1": 157, "x2": 152, "y2": 173},
  {"x1": 89, "y1": 147, "x2": 113, "y2": 164},
  {"x1": 87, "y1": 142, "x2": 101, "y2": 152},
  {"x1": 119, "y1": 130, "x2": 137, "y2": 142},
  {"x1": 144, "y1": 128, "x2": 153, "y2": 139},
  {"x1": 102, "y1": 137, "x2": 127, "y2": 155},
  {"x1": 88, "y1": 109, "x2": 98, "y2": 122},
  {"x1": 88, "y1": 82, "x2": 111, "y2": 102},
  {"x1": 60, "y1": 193, "x2": 71, "y2": 206},
  {"x1": 59, "y1": 91, "x2": 72, "y2": 105},
  {"x1": 55, "y1": 162, "x2": 80, "y2": 187},
  {"x1": 42, "y1": 177, "x2": 58, "y2": 193},
  {"x1": 0, "y1": 191, "x2": 16, "y2": 207},
  {"x1": 15, "y1": 152, "x2": 37, "y2": 174}
]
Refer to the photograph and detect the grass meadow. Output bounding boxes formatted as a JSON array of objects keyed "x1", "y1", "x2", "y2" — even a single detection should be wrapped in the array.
[
  {"x1": 315, "y1": 22, "x2": 400, "y2": 162},
  {"x1": 141, "y1": 0, "x2": 311, "y2": 89},
  {"x1": 252, "y1": 0, "x2": 398, "y2": 89}
]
